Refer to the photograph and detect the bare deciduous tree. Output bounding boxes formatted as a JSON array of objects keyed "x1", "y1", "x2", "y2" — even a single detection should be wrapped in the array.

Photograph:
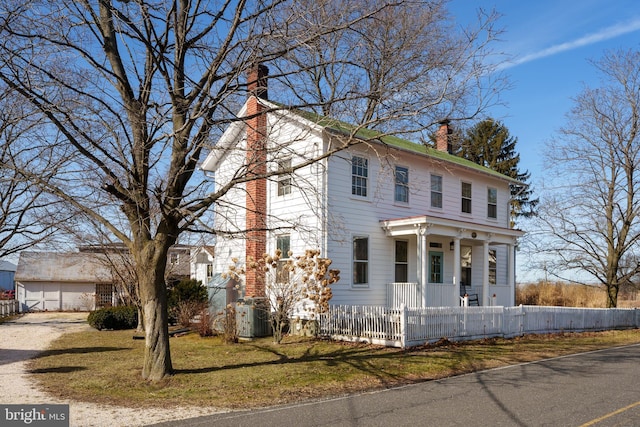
[
  {"x1": 0, "y1": 87, "x2": 66, "y2": 258},
  {"x1": 0, "y1": 1, "x2": 506, "y2": 380},
  {"x1": 535, "y1": 49, "x2": 640, "y2": 307}
]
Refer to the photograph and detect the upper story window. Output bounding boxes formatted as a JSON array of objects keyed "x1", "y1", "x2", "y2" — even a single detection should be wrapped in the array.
[
  {"x1": 353, "y1": 236, "x2": 369, "y2": 287},
  {"x1": 431, "y1": 174, "x2": 442, "y2": 208},
  {"x1": 170, "y1": 253, "x2": 179, "y2": 264},
  {"x1": 461, "y1": 182, "x2": 472, "y2": 214},
  {"x1": 394, "y1": 166, "x2": 409, "y2": 203},
  {"x1": 487, "y1": 187, "x2": 497, "y2": 219},
  {"x1": 277, "y1": 157, "x2": 292, "y2": 196},
  {"x1": 351, "y1": 156, "x2": 368, "y2": 197}
]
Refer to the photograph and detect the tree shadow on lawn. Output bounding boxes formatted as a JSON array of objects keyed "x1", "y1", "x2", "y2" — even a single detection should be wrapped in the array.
[
  {"x1": 36, "y1": 346, "x2": 129, "y2": 359},
  {"x1": 28, "y1": 366, "x2": 88, "y2": 374},
  {"x1": 0, "y1": 346, "x2": 127, "y2": 367},
  {"x1": 172, "y1": 341, "x2": 435, "y2": 386}
]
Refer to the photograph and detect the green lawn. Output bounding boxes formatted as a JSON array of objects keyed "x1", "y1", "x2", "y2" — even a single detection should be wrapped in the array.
[{"x1": 27, "y1": 328, "x2": 640, "y2": 409}]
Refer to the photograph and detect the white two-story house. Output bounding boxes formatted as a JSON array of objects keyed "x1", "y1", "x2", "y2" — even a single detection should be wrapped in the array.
[{"x1": 202, "y1": 65, "x2": 524, "y2": 308}]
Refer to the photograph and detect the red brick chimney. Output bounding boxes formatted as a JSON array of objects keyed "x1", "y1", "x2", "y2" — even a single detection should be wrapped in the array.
[
  {"x1": 436, "y1": 120, "x2": 452, "y2": 153},
  {"x1": 245, "y1": 64, "x2": 268, "y2": 298}
]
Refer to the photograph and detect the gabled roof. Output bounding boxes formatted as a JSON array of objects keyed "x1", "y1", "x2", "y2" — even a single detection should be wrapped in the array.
[
  {"x1": 290, "y1": 107, "x2": 521, "y2": 184},
  {"x1": 0, "y1": 260, "x2": 17, "y2": 272},
  {"x1": 202, "y1": 98, "x2": 521, "y2": 184},
  {"x1": 15, "y1": 252, "x2": 112, "y2": 283}
]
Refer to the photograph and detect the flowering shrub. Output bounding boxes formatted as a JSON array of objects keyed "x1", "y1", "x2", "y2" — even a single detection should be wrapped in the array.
[{"x1": 226, "y1": 249, "x2": 340, "y2": 343}]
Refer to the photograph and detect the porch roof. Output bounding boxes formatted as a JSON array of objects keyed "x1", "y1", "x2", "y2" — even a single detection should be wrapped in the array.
[{"x1": 380, "y1": 215, "x2": 524, "y2": 245}]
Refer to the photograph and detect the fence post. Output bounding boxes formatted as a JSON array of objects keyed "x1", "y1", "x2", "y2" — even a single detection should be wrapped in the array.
[{"x1": 400, "y1": 303, "x2": 407, "y2": 349}]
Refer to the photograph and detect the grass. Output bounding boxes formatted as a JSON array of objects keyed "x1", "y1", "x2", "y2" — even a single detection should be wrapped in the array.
[{"x1": 27, "y1": 328, "x2": 640, "y2": 410}]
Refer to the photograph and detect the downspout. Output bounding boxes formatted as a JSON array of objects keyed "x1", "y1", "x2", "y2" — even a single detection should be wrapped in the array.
[{"x1": 420, "y1": 226, "x2": 428, "y2": 308}]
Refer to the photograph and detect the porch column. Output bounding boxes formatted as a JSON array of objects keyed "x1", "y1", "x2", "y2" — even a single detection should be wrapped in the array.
[
  {"x1": 453, "y1": 237, "x2": 461, "y2": 305},
  {"x1": 420, "y1": 227, "x2": 428, "y2": 308},
  {"x1": 507, "y1": 243, "x2": 515, "y2": 306},
  {"x1": 482, "y1": 240, "x2": 490, "y2": 305}
]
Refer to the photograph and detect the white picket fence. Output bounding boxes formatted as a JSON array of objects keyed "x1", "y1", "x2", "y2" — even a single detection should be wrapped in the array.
[
  {"x1": 0, "y1": 300, "x2": 19, "y2": 317},
  {"x1": 320, "y1": 304, "x2": 640, "y2": 348}
]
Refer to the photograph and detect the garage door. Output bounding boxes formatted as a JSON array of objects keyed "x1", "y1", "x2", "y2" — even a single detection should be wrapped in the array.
[
  {"x1": 21, "y1": 283, "x2": 60, "y2": 311},
  {"x1": 18, "y1": 282, "x2": 96, "y2": 311}
]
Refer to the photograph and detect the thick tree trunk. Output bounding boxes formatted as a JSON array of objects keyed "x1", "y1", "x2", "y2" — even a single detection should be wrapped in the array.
[
  {"x1": 606, "y1": 284, "x2": 619, "y2": 308},
  {"x1": 136, "y1": 244, "x2": 173, "y2": 381},
  {"x1": 136, "y1": 307, "x2": 144, "y2": 333}
]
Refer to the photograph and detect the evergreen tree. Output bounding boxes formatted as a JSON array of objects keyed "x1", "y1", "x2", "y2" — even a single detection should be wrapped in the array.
[{"x1": 458, "y1": 118, "x2": 538, "y2": 226}]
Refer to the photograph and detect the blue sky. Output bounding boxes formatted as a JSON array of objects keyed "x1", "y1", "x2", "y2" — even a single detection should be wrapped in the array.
[
  {"x1": 450, "y1": 0, "x2": 640, "y2": 186},
  {"x1": 450, "y1": 1, "x2": 640, "y2": 281}
]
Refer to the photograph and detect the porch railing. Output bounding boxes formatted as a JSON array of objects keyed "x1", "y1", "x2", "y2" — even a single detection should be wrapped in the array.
[
  {"x1": 320, "y1": 304, "x2": 640, "y2": 349},
  {"x1": 386, "y1": 282, "x2": 421, "y2": 308}
]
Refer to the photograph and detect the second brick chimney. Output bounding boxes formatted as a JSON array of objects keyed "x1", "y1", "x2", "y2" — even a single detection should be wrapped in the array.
[
  {"x1": 244, "y1": 64, "x2": 269, "y2": 298},
  {"x1": 436, "y1": 120, "x2": 453, "y2": 154}
]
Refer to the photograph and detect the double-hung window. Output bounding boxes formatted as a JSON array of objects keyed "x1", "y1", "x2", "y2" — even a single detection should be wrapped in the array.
[
  {"x1": 351, "y1": 156, "x2": 368, "y2": 197},
  {"x1": 276, "y1": 235, "x2": 291, "y2": 283},
  {"x1": 429, "y1": 251, "x2": 443, "y2": 283},
  {"x1": 353, "y1": 236, "x2": 369, "y2": 286},
  {"x1": 395, "y1": 240, "x2": 408, "y2": 283},
  {"x1": 487, "y1": 187, "x2": 497, "y2": 219},
  {"x1": 489, "y1": 249, "x2": 497, "y2": 285},
  {"x1": 461, "y1": 182, "x2": 472, "y2": 214},
  {"x1": 394, "y1": 166, "x2": 409, "y2": 203},
  {"x1": 277, "y1": 158, "x2": 292, "y2": 196},
  {"x1": 431, "y1": 174, "x2": 442, "y2": 208}
]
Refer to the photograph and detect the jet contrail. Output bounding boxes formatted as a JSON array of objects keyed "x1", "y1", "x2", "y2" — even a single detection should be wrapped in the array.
[{"x1": 500, "y1": 17, "x2": 640, "y2": 69}]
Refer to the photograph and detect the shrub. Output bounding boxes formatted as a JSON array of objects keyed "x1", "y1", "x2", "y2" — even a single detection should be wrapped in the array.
[
  {"x1": 88, "y1": 306, "x2": 138, "y2": 330},
  {"x1": 168, "y1": 279, "x2": 208, "y2": 326},
  {"x1": 175, "y1": 300, "x2": 207, "y2": 328},
  {"x1": 195, "y1": 307, "x2": 214, "y2": 337}
]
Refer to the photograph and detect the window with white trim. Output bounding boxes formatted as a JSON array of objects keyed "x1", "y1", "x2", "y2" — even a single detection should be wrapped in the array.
[
  {"x1": 394, "y1": 166, "x2": 409, "y2": 203},
  {"x1": 429, "y1": 251, "x2": 443, "y2": 283},
  {"x1": 395, "y1": 240, "x2": 408, "y2": 282},
  {"x1": 431, "y1": 174, "x2": 442, "y2": 208},
  {"x1": 277, "y1": 158, "x2": 292, "y2": 196},
  {"x1": 489, "y1": 249, "x2": 497, "y2": 285},
  {"x1": 487, "y1": 187, "x2": 497, "y2": 219},
  {"x1": 276, "y1": 235, "x2": 291, "y2": 283},
  {"x1": 353, "y1": 236, "x2": 369, "y2": 286},
  {"x1": 351, "y1": 156, "x2": 368, "y2": 197},
  {"x1": 461, "y1": 182, "x2": 472, "y2": 214},
  {"x1": 170, "y1": 253, "x2": 179, "y2": 264}
]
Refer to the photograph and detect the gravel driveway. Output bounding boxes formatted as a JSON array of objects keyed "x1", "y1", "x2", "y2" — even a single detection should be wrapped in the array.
[{"x1": 0, "y1": 313, "x2": 221, "y2": 427}]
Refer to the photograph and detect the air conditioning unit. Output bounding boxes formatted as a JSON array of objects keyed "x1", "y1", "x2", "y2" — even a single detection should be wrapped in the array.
[{"x1": 235, "y1": 298, "x2": 271, "y2": 338}]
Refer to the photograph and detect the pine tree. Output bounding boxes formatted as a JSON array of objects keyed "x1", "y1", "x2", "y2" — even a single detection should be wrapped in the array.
[{"x1": 458, "y1": 118, "x2": 538, "y2": 226}]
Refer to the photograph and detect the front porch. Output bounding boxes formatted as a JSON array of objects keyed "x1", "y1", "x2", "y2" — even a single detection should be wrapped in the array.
[
  {"x1": 381, "y1": 215, "x2": 524, "y2": 308},
  {"x1": 386, "y1": 282, "x2": 513, "y2": 308}
]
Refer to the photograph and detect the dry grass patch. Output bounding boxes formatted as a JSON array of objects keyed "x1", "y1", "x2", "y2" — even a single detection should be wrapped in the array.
[{"x1": 27, "y1": 328, "x2": 640, "y2": 410}]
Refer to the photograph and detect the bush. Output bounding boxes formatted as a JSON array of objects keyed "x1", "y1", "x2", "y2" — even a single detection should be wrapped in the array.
[
  {"x1": 88, "y1": 306, "x2": 138, "y2": 330},
  {"x1": 168, "y1": 279, "x2": 208, "y2": 327}
]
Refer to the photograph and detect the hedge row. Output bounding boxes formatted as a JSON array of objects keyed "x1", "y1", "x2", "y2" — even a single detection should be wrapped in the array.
[{"x1": 88, "y1": 306, "x2": 138, "y2": 330}]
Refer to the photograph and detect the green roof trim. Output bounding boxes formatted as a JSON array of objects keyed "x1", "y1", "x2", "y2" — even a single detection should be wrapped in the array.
[{"x1": 278, "y1": 104, "x2": 517, "y2": 183}]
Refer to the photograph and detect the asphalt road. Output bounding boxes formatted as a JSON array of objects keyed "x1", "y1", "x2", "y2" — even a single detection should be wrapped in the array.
[{"x1": 152, "y1": 344, "x2": 640, "y2": 427}]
